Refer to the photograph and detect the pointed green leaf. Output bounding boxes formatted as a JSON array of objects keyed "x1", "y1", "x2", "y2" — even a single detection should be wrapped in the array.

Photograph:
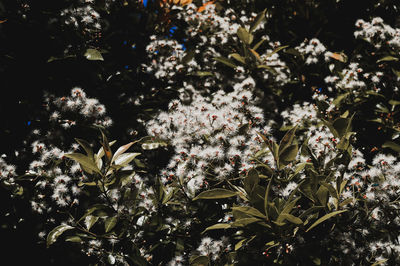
[
  {"x1": 316, "y1": 185, "x2": 329, "y2": 206},
  {"x1": 232, "y1": 206, "x2": 266, "y2": 219},
  {"x1": 264, "y1": 177, "x2": 273, "y2": 220},
  {"x1": 105, "y1": 216, "x2": 118, "y2": 233},
  {"x1": 193, "y1": 188, "x2": 237, "y2": 200},
  {"x1": 237, "y1": 27, "x2": 254, "y2": 45},
  {"x1": 339, "y1": 179, "x2": 348, "y2": 195},
  {"x1": 202, "y1": 223, "x2": 231, "y2": 234},
  {"x1": 231, "y1": 217, "x2": 261, "y2": 227},
  {"x1": 75, "y1": 138, "x2": 94, "y2": 159},
  {"x1": 214, "y1": 56, "x2": 237, "y2": 68},
  {"x1": 114, "y1": 152, "x2": 141, "y2": 167},
  {"x1": 64, "y1": 153, "x2": 101, "y2": 174},
  {"x1": 252, "y1": 38, "x2": 267, "y2": 50},
  {"x1": 235, "y1": 238, "x2": 247, "y2": 251},
  {"x1": 244, "y1": 168, "x2": 259, "y2": 194},
  {"x1": 194, "y1": 71, "x2": 214, "y2": 77},
  {"x1": 279, "y1": 125, "x2": 298, "y2": 156},
  {"x1": 229, "y1": 53, "x2": 246, "y2": 64},
  {"x1": 319, "y1": 181, "x2": 338, "y2": 199},
  {"x1": 332, "y1": 117, "x2": 352, "y2": 138},
  {"x1": 112, "y1": 141, "x2": 137, "y2": 164},
  {"x1": 250, "y1": 9, "x2": 267, "y2": 32},
  {"x1": 84, "y1": 215, "x2": 99, "y2": 230},
  {"x1": 65, "y1": 236, "x2": 82, "y2": 243},
  {"x1": 382, "y1": 141, "x2": 400, "y2": 153},
  {"x1": 281, "y1": 213, "x2": 303, "y2": 225},
  {"x1": 306, "y1": 210, "x2": 347, "y2": 232},
  {"x1": 377, "y1": 56, "x2": 398, "y2": 63},
  {"x1": 100, "y1": 130, "x2": 112, "y2": 164},
  {"x1": 47, "y1": 225, "x2": 74, "y2": 247},
  {"x1": 84, "y1": 48, "x2": 104, "y2": 61},
  {"x1": 279, "y1": 144, "x2": 298, "y2": 168},
  {"x1": 339, "y1": 197, "x2": 354, "y2": 207},
  {"x1": 332, "y1": 93, "x2": 349, "y2": 107},
  {"x1": 266, "y1": 45, "x2": 289, "y2": 58}
]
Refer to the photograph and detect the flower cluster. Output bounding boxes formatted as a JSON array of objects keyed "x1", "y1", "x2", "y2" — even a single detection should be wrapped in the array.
[
  {"x1": 47, "y1": 87, "x2": 112, "y2": 128},
  {"x1": 354, "y1": 17, "x2": 400, "y2": 49},
  {"x1": 60, "y1": 1, "x2": 102, "y2": 41},
  {"x1": 146, "y1": 77, "x2": 273, "y2": 197},
  {"x1": 295, "y1": 38, "x2": 330, "y2": 65}
]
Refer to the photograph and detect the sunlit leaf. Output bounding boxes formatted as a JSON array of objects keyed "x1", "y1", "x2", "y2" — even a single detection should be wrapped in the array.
[
  {"x1": 84, "y1": 48, "x2": 104, "y2": 61},
  {"x1": 105, "y1": 216, "x2": 118, "y2": 233},
  {"x1": 47, "y1": 225, "x2": 74, "y2": 247}
]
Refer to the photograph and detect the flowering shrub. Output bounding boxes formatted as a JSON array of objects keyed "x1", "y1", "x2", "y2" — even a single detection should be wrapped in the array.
[{"x1": 4, "y1": 1, "x2": 400, "y2": 265}]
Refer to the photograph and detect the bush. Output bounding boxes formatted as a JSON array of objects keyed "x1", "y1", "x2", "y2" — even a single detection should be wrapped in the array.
[{"x1": 2, "y1": 0, "x2": 400, "y2": 265}]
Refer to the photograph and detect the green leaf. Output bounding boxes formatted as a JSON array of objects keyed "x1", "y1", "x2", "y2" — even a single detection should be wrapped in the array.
[
  {"x1": 193, "y1": 188, "x2": 237, "y2": 200},
  {"x1": 65, "y1": 236, "x2": 82, "y2": 243},
  {"x1": 100, "y1": 130, "x2": 112, "y2": 165},
  {"x1": 252, "y1": 38, "x2": 267, "y2": 51},
  {"x1": 377, "y1": 56, "x2": 399, "y2": 63},
  {"x1": 114, "y1": 152, "x2": 141, "y2": 167},
  {"x1": 64, "y1": 153, "x2": 101, "y2": 174},
  {"x1": 278, "y1": 125, "x2": 298, "y2": 156},
  {"x1": 249, "y1": 9, "x2": 267, "y2": 32},
  {"x1": 266, "y1": 45, "x2": 289, "y2": 58},
  {"x1": 280, "y1": 213, "x2": 303, "y2": 225},
  {"x1": 332, "y1": 93, "x2": 349, "y2": 107},
  {"x1": 214, "y1": 56, "x2": 237, "y2": 68},
  {"x1": 332, "y1": 117, "x2": 352, "y2": 138},
  {"x1": 105, "y1": 216, "x2": 118, "y2": 233},
  {"x1": 237, "y1": 27, "x2": 254, "y2": 45},
  {"x1": 84, "y1": 215, "x2": 99, "y2": 230},
  {"x1": 382, "y1": 141, "x2": 400, "y2": 153},
  {"x1": 292, "y1": 162, "x2": 311, "y2": 176},
  {"x1": 232, "y1": 206, "x2": 266, "y2": 219},
  {"x1": 231, "y1": 217, "x2": 261, "y2": 227},
  {"x1": 112, "y1": 141, "x2": 137, "y2": 164},
  {"x1": 392, "y1": 68, "x2": 400, "y2": 77},
  {"x1": 194, "y1": 71, "x2": 214, "y2": 77},
  {"x1": 306, "y1": 210, "x2": 347, "y2": 232},
  {"x1": 339, "y1": 179, "x2": 348, "y2": 195},
  {"x1": 311, "y1": 256, "x2": 321, "y2": 265},
  {"x1": 75, "y1": 138, "x2": 94, "y2": 159},
  {"x1": 339, "y1": 197, "x2": 354, "y2": 207},
  {"x1": 279, "y1": 144, "x2": 298, "y2": 168},
  {"x1": 190, "y1": 255, "x2": 209, "y2": 266},
  {"x1": 316, "y1": 185, "x2": 329, "y2": 206},
  {"x1": 96, "y1": 140, "x2": 116, "y2": 159},
  {"x1": 264, "y1": 177, "x2": 273, "y2": 220},
  {"x1": 319, "y1": 181, "x2": 338, "y2": 199},
  {"x1": 389, "y1": 100, "x2": 400, "y2": 106},
  {"x1": 78, "y1": 204, "x2": 109, "y2": 222},
  {"x1": 202, "y1": 223, "x2": 231, "y2": 234},
  {"x1": 84, "y1": 48, "x2": 104, "y2": 61},
  {"x1": 235, "y1": 238, "x2": 247, "y2": 251},
  {"x1": 47, "y1": 225, "x2": 74, "y2": 247},
  {"x1": 229, "y1": 53, "x2": 246, "y2": 64},
  {"x1": 244, "y1": 168, "x2": 259, "y2": 194}
]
